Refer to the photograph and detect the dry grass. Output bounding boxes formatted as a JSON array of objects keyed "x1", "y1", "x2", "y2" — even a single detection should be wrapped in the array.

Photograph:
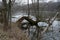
[{"x1": 0, "y1": 22, "x2": 30, "y2": 40}]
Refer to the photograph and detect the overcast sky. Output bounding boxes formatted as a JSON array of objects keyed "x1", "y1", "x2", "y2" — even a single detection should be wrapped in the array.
[
  {"x1": 15, "y1": 0, "x2": 58, "y2": 4},
  {"x1": 0, "y1": 0, "x2": 58, "y2": 4}
]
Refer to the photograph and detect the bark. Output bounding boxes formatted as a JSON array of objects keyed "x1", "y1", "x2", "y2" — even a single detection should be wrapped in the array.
[
  {"x1": 2, "y1": 0, "x2": 12, "y2": 31},
  {"x1": 2, "y1": 0, "x2": 8, "y2": 31},
  {"x1": 8, "y1": 0, "x2": 11, "y2": 30},
  {"x1": 17, "y1": 16, "x2": 37, "y2": 26}
]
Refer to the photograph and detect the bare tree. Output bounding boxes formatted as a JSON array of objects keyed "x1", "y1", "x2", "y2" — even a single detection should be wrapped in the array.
[
  {"x1": 2, "y1": 0, "x2": 8, "y2": 31},
  {"x1": 2, "y1": 0, "x2": 12, "y2": 31}
]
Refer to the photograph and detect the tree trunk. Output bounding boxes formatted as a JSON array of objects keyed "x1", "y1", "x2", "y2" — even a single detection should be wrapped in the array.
[
  {"x1": 8, "y1": 0, "x2": 11, "y2": 30},
  {"x1": 2, "y1": 0, "x2": 12, "y2": 31},
  {"x1": 2, "y1": 0, "x2": 8, "y2": 31}
]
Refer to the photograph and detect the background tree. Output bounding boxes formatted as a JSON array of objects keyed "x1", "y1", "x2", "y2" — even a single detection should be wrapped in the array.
[
  {"x1": 2, "y1": 0, "x2": 13, "y2": 31},
  {"x1": 2, "y1": 0, "x2": 8, "y2": 31}
]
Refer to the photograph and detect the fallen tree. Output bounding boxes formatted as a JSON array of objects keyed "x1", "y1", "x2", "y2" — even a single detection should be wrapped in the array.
[{"x1": 16, "y1": 12, "x2": 59, "y2": 40}]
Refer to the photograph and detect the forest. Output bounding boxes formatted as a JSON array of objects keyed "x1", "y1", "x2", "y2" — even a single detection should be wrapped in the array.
[{"x1": 0, "y1": 0, "x2": 60, "y2": 40}]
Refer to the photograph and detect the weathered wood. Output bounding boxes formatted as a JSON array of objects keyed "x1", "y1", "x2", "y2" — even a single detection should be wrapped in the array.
[
  {"x1": 16, "y1": 16, "x2": 37, "y2": 25},
  {"x1": 41, "y1": 12, "x2": 59, "y2": 34}
]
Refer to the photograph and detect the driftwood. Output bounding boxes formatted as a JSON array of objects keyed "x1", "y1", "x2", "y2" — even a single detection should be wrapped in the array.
[{"x1": 41, "y1": 12, "x2": 59, "y2": 34}]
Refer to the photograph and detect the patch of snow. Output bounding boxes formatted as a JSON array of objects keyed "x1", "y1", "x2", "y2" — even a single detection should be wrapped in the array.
[
  {"x1": 11, "y1": 15, "x2": 23, "y2": 22},
  {"x1": 29, "y1": 15, "x2": 36, "y2": 21},
  {"x1": 52, "y1": 21, "x2": 60, "y2": 27},
  {"x1": 21, "y1": 19, "x2": 28, "y2": 23},
  {"x1": 37, "y1": 22, "x2": 48, "y2": 27},
  {"x1": 52, "y1": 21, "x2": 58, "y2": 27},
  {"x1": 22, "y1": 24, "x2": 27, "y2": 28},
  {"x1": 11, "y1": 15, "x2": 36, "y2": 22}
]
